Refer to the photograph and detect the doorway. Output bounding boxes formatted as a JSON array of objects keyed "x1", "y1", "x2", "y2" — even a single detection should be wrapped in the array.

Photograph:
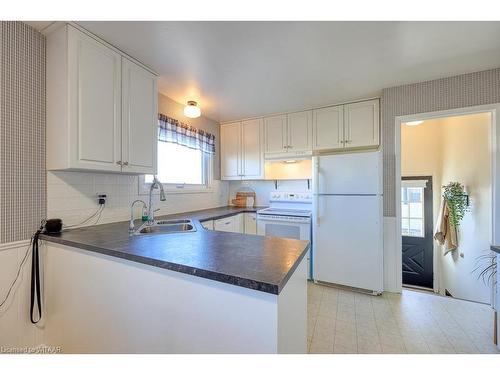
[
  {"x1": 401, "y1": 176, "x2": 433, "y2": 289},
  {"x1": 398, "y1": 111, "x2": 493, "y2": 304}
]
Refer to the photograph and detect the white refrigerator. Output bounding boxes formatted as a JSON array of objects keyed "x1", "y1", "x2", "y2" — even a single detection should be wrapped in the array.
[{"x1": 312, "y1": 151, "x2": 383, "y2": 293}]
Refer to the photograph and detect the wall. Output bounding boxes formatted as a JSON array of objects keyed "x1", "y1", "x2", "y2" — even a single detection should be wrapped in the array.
[
  {"x1": 401, "y1": 113, "x2": 492, "y2": 303},
  {"x1": 0, "y1": 22, "x2": 47, "y2": 349},
  {"x1": 0, "y1": 22, "x2": 46, "y2": 243},
  {"x1": 440, "y1": 114, "x2": 491, "y2": 303},
  {"x1": 46, "y1": 93, "x2": 229, "y2": 226}
]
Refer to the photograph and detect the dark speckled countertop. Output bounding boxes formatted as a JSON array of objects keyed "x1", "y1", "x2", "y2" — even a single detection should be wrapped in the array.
[
  {"x1": 40, "y1": 206, "x2": 310, "y2": 295},
  {"x1": 491, "y1": 246, "x2": 500, "y2": 254}
]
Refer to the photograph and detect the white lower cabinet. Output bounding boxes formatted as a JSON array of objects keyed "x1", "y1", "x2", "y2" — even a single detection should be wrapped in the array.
[
  {"x1": 201, "y1": 220, "x2": 214, "y2": 230},
  {"x1": 210, "y1": 213, "x2": 258, "y2": 234},
  {"x1": 214, "y1": 214, "x2": 244, "y2": 233},
  {"x1": 244, "y1": 213, "x2": 257, "y2": 235}
]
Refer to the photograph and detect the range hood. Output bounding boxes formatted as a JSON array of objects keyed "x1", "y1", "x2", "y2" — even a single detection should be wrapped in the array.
[
  {"x1": 264, "y1": 150, "x2": 312, "y2": 161},
  {"x1": 264, "y1": 159, "x2": 312, "y2": 180}
]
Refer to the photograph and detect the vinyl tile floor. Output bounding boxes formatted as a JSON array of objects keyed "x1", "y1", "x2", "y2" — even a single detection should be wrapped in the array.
[{"x1": 307, "y1": 282, "x2": 499, "y2": 354}]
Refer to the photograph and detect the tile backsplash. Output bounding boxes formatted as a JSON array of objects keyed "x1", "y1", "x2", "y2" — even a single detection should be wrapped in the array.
[
  {"x1": 47, "y1": 171, "x2": 229, "y2": 227},
  {"x1": 228, "y1": 180, "x2": 311, "y2": 206}
]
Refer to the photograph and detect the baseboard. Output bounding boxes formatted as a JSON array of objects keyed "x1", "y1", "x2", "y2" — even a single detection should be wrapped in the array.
[{"x1": 0, "y1": 239, "x2": 30, "y2": 252}]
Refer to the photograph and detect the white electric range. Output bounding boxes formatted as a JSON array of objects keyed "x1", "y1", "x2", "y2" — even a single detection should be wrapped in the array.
[{"x1": 257, "y1": 192, "x2": 312, "y2": 278}]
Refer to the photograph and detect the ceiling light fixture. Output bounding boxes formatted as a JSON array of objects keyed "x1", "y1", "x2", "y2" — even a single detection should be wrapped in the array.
[
  {"x1": 184, "y1": 101, "x2": 201, "y2": 118},
  {"x1": 405, "y1": 120, "x2": 424, "y2": 126}
]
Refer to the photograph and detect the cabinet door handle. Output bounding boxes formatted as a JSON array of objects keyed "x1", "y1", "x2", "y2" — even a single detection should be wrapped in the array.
[
  {"x1": 116, "y1": 161, "x2": 122, "y2": 166},
  {"x1": 340, "y1": 140, "x2": 345, "y2": 144},
  {"x1": 123, "y1": 161, "x2": 129, "y2": 166}
]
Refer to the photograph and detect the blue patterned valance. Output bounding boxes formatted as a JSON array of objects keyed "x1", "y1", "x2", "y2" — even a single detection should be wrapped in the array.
[{"x1": 158, "y1": 113, "x2": 215, "y2": 154}]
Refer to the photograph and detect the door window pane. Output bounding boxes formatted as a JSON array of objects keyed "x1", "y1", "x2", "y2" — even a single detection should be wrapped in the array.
[
  {"x1": 409, "y1": 219, "x2": 423, "y2": 237},
  {"x1": 401, "y1": 185, "x2": 425, "y2": 237},
  {"x1": 402, "y1": 219, "x2": 410, "y2": 236},
  {"x1": 409, "y1": 202, "x2": 422, "y2": 218},
  {"x1": 401, "y1": 202, "x2": 409, "y2": 218},
  {"x1": 407, "y1": 188, "x2": 422, "y2": 202}
]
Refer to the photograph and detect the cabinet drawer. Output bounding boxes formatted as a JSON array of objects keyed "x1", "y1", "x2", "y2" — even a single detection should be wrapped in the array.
[{"x1": 214, "y1": 217, "x2": 236, "y2": 232}]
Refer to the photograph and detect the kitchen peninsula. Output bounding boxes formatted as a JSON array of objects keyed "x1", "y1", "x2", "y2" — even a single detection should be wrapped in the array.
[{"x1": 40, "y1": 206, "x2": 309, "y2": 354}]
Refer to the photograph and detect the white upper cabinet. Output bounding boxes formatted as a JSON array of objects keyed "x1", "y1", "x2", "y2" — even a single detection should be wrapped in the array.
[
  {"x1": 287, "y1": 111, "x2": 312, "y2": 153},
  {"x1": 220, "y1": 122, "x2": 241, "y2": 180},
  {"x1": 312, "y1": 105, "x2": 344, "y2": 151},
  {"x1": 263, "y1": 115, "x2": 287, "y2": 155},
  {"x1": 221, "y1": 102, "x2": 378, "y2": 172},
  {"x1": 264, "y1": 111, "x2": 312, "y2": 158},
  {"x1": 121, "y1": 57, "x2": 158, "y2": 174},
  {"x1": 46, "y1": 24, "x2": 158, "y2": 174},
  {"x1": 220, "y1": 119, "x2": 264, "y2": 180},
  {"x1": 67, "y1": 26, "x2": 122, "y2": 172},
  {"x1": 344, "y1": 99, "x2": 379, "y2": 149},
  {"x1": 313, "y1": 100, "x2": 379, "y2": 151},
  {"x1": 241, "y1": 119, "x2": 264, "y2": 179}
]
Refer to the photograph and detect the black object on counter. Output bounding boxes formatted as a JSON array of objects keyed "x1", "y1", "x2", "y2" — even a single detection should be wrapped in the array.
[{"x1": 45, "y1": 218, "x2": 62, "y2": 233}]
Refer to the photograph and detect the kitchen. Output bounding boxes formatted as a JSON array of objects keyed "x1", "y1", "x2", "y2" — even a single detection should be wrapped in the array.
[{"x1": 1, "y1": 18, "x2": 500, "y2": 360}]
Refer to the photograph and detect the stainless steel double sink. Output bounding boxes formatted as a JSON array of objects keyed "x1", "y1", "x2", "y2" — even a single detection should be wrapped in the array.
[{"x1": 132, "y1": 219, "x2": 197, "y2": 236}]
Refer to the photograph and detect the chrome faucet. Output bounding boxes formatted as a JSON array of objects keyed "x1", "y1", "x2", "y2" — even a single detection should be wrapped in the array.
[
  {"x1": 148, "y1": 176, "x2": 166, "y2": 224},
  {"x1": 129, "y1": 199, "x2": 147, "y2": 233}
]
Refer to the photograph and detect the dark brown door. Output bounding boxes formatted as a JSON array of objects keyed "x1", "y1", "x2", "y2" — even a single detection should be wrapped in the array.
[{"x1": 401, "y1": 176, "x2": 433, "y2": 288}]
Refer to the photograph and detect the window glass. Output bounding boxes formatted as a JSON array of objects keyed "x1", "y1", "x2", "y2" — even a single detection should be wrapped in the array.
[
  {"x1": 145, "y1": 142, "x2": 206, "y2": 185},
  {"x1": 401, "y1": 185, "x2": 425, "y2": 237}
]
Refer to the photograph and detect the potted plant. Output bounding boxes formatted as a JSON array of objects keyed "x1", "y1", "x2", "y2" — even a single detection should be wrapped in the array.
[{"x1": 443, "y1": 182, "x2": 469, "y2": 227}]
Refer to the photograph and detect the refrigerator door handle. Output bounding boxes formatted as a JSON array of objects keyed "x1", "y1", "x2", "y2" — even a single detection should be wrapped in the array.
[
  {"x1": 315, "y1": 195, "x2": 320, "y2": 226},
  {"x1": 313, "y1": 157, "x2": 320, "y2": 226}
]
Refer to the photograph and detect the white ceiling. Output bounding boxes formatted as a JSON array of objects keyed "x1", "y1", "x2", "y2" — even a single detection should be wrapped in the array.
[{"x1": 35, "y1": 21, "x2": 500, "y2": 122}]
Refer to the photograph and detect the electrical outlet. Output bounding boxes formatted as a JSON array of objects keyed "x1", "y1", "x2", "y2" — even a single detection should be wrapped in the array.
[{"x1": 97, "y1": 193, "x2": 107, "y2": 205}]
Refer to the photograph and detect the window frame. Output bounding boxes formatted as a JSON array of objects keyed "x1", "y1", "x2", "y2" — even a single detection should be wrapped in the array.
[{"x1": 138, "y1": 141, "x2": 214, "y2": 195}]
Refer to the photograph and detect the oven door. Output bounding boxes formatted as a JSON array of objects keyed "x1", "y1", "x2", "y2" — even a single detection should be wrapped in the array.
[
  {"x1": 257, "y1": 214, "x2": 312, "y2": 279},
  {"x1": 256, "y1": 215, "x2": 310, "y2": 241}
]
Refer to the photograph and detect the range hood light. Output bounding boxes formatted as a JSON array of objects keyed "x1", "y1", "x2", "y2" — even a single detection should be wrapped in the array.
[{"x1": 284, "y1": 160, "x2": 297, "y2": 164}]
